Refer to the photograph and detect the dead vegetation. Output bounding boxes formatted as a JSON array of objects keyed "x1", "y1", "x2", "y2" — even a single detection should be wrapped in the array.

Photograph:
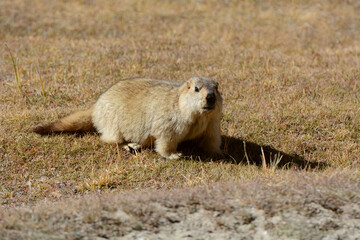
[{"x1": 0, "y1": 0, "x2": 360, "y2": 236}]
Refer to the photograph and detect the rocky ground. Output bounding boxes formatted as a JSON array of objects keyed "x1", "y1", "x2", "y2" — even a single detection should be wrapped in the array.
[{"x1": 1, "y1": 172, "x2": 359, "y2": 240}]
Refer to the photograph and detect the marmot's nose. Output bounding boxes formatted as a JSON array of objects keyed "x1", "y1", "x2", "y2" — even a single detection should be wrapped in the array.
[{"x1": 206, "y1": 93, "x2": 216, "y2": 105}]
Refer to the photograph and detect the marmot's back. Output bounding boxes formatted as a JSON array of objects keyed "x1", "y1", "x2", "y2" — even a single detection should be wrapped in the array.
[
  {"x1": 92, "y1": 78, "x2": 183, "y2": 144},
  {"x1": 101, "y1": 78, "x2": 181, "y2": 113}
]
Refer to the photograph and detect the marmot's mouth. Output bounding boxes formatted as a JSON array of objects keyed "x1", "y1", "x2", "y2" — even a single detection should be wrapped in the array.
[{"x1": 203, "y1": 106, "x2": 215, "y2": 111}]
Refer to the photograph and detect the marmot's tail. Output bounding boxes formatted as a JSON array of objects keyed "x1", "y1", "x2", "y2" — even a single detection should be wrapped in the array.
[{"x1": 33, "y1": 106, "x2": 95, "y2": 135}]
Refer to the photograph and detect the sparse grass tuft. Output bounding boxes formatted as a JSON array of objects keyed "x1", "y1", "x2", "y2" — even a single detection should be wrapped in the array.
[
  {"x1": 4, "y1": 43, "x2": 22, "y2": 95},
  {"x1": 36, "y1": 59, "x2": 47, "y2": 102}
]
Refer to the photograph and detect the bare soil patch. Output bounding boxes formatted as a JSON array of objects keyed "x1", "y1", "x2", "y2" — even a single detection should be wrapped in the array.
[{"x1": 1, "y1": 173, "x2": 359, "y2": 239}]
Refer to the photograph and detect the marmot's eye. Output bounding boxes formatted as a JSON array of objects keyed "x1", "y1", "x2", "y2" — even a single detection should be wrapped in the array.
[{"x1": 195, "y1": 87, "x2": 199, "y2": 92}]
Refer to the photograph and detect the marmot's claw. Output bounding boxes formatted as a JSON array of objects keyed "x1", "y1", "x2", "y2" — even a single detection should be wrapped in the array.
[{"x1": 123, "y1": 143, "x2": 142, "y2": 154}]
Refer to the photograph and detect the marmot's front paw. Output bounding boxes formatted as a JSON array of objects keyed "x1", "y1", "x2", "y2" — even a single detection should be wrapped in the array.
[
  {"x1": 168, "y1": 152, "x2": 182, "y2": 160},
  {"x1": 123, "y1": 143, "x2": 142, "y2": 154}
]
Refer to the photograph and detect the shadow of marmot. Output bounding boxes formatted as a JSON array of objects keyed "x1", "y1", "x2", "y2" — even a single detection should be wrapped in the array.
[{"x1": 178, "y1": 135, "x2": 328, "y2": 170}]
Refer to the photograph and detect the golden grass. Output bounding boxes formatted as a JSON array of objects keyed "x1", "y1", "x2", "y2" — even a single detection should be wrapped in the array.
[{"x1": 1, "y1": 0, "x2": 360, "y2": 206}]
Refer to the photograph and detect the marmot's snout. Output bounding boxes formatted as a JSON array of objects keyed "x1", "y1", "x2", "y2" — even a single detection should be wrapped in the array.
[
  {"x1": 204, "y1": 92, "x2": 216, "y2": 110},
  {"x1": 206, "y1": 93, "x2": 216, "y2": 104}
]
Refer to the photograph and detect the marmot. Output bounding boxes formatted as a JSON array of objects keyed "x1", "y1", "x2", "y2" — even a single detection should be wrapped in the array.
[{"x1": 33, "y1": 76, "x2": 223, "y2": 159}]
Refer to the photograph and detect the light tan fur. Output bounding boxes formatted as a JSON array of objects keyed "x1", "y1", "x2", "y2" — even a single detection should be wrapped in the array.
[
  {"x1": 33, "y1": 107, "x2": 95, "y2": 135},
  {"x1": 33, "y1": 77, "x2": 223, "y2": 159}
]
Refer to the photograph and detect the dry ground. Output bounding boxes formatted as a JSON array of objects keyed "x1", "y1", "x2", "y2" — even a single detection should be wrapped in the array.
[
  {"x1": 1, "y1": 173, "x2": 360, "y2": 239},
  {"x1": 1, "y1": 0, "x2": 360, "y2": 238}
]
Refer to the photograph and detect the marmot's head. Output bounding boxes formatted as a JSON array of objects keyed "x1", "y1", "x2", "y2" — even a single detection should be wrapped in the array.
[{"x1": 180, "y1": 76, "x2": 223, "y2": 114}]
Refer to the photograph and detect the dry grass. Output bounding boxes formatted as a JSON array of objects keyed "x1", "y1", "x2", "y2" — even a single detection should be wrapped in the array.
[{"x1": 1, "y1": 0, "x2": 360, "y2": 207}]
